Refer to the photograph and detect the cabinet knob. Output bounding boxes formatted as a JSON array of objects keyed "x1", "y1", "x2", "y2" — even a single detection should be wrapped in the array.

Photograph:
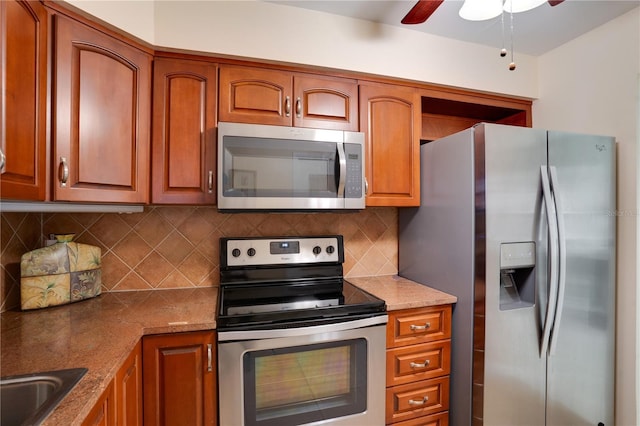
[
  {"x1": 284, "y1": 96, "x2": 291, "y2": 117},
  {"x1": 59, "y1": 157, "x2": 69, "y2": 187}
]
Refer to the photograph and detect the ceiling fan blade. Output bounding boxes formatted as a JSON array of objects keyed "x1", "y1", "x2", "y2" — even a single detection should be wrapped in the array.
[
  {"x1": 548, "y1": 0, "x2": 565, "y2": 5},
  {"x1": 401, "y1": 0, "x2": 444, "y2": 25}
]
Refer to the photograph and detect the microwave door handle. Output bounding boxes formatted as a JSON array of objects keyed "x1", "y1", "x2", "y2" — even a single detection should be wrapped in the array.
[{"x1": 336, "y1": 143, "x2": 347, "y2": 197}]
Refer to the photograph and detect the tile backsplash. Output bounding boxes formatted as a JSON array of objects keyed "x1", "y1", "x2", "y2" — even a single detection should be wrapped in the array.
[{"x1": 1, "y1": 207, "x2": 398, "y2": 312}]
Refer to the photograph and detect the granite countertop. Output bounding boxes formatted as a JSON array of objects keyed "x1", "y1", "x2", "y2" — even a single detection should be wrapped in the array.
[
  {"x1": 348, "y1": 275, "x2": 457, "y2": 310},
  {"x1": 0, "y1": 276, "x2": 453, "y2": 425},
  {"x1": 0, "y1": 287, "x2": 218, "y2": 426}
]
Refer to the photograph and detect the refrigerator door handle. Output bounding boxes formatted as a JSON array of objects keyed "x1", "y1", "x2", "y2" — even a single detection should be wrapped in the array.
[
  {"x1": 548, "y1": 166, "x2": 567, "y2": 355},
  {"x1": 540, "y1": 165, "x2": 559, "y2": 357}
]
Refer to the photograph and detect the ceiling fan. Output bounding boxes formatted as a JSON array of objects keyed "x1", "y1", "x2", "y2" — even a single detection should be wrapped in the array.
[{"x1": 401, "y1": 0, "x2": 565, "y2": 25}]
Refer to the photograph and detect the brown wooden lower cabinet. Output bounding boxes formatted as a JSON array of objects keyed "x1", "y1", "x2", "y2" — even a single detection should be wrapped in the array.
[
  {"x1": 142, "y1": 331, "x2": 217, "y2": 426},
  {"x1": 82, "y1": 341, "x2": 142, "y2": 426},
  {"x1": 116, "y1": 341, "x2": 143, "y2": 426},
  {"x1": 386, "y1": 305, "x2": 452, "y2": 425},
  {"x1": 82, "y1": 381, "x2": 116, "y2": 426}
]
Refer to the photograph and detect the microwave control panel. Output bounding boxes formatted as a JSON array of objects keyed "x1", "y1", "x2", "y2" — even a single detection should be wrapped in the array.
[{"x1": 344, "y1": 143, "x2": 363, "y2": 198}]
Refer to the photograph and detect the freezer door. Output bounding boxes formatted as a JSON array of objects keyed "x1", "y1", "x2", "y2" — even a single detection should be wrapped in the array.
[
  {"x1": 546, "y1": 132, "x2": 615, "y2": 425},
  {"x1": 480, "y1": 124, "x2": 548, "y2": 426}
]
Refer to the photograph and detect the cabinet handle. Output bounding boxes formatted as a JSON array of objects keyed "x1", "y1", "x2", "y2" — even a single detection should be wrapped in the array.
[
  {"x1": 0, "y1": 148, "x2": 5, "y2": 173},
  {"x1": 408, "y1": 396, "x2": 429, "y2": 406},
  {"x1": 409, "y1": 360, "x2": 430, "y2": 369},
  {"x1": 364, "y1": 177, "x2": 368, "y2": 195},
  {"x1": 207, "y1": 343, "x2": 212, "y2": 372},
  {"x1": 295, "y1": 97, "x2": 302, "y2": 118},
  {"x1": 410, "y1": 323, "x2": 431, "y2": 331},
  {"x1": 285, "y1": 96, "x2": 291, "y2": 117},
  {"x1": 59, "y1": 157, "x2": 69, "y2": 187},
  {"x1": 207, "y1": 170, "x2": 213, "y2": 193}
]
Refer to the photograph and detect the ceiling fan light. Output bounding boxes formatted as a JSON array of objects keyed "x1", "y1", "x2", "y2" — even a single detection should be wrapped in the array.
[
  {"x1": 459, "y1": 0, "x2": 503, "y2": 21},
  {"x1": 503, "y1": 0, "x2": 547, "y2": 13}
]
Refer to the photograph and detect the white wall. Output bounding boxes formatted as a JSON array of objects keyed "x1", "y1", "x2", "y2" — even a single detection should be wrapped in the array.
[
  {"x1": 534, "y1": 8, "x2": 640, "y2": 425},
  {"x1": 67, "y1": 0, "x2": 538, "y2": 99}
]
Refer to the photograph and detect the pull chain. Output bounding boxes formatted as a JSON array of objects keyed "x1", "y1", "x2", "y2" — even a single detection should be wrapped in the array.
[
  {"x1": 509, "y1": 2, "x2": 516, "y2": 70},
  {"x1": 500, "y1": 10, "x2": 507, "y2": 57}
]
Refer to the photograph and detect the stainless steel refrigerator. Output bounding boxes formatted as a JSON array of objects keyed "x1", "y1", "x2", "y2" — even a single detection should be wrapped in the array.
[{"x1": 399, "y1": 123, "x2": 616, "y2": 426}]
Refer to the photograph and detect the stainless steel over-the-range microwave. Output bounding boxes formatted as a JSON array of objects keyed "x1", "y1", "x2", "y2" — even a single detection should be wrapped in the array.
[{"x1": 217, "y1": 122, "x2": 366, "y2": 211}]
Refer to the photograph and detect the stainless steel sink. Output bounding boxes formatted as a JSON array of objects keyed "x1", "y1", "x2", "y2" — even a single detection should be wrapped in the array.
[{"x1": 1, "y1": 368, "x2": 87, "y2": 426}]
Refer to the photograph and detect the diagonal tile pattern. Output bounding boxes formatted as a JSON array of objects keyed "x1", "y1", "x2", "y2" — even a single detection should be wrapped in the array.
[{"x1": 0, "y1": 206, "x2": 398, "y2": 312}]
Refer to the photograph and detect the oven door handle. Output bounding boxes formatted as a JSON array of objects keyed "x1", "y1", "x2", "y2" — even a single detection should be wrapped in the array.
[{"x1": 217, "y1": 315, "x2": 388, "y2": 342}]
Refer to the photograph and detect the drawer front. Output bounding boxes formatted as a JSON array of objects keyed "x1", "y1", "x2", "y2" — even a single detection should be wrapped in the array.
[
  {"x1": 387, "y1": 340, "x2": 451, "y2": 386},
  {"x1": 387, "y1": 305, "x2": 452, "y2": 348},
  {"x1": 389, "y1": 411, "x2": 449, "y2": 426},
  {"x1": 385, "y1": 377, "x2": 450, "y2": 424}
]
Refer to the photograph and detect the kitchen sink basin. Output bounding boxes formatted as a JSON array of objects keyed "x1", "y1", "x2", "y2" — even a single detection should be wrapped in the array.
[{"x1": 1, "y1": 367, "x2": 87, "y2": 426}]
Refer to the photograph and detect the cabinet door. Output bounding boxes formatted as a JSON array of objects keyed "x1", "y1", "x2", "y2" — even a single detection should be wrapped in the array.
[
  {"x1": 359, "y1": 83, "x2": 421, "y2": 206},
  {"x1": 115, "y1": 341, "x2": 142, "y2": 426},
  {"x1": 293, "y1": 75, "x2": 358, "y2": 131},
  {"x1": 143, "y1": 331, "x2": 217, "y2": 426},
  {"x1": 53, "y1": 15, "x2": 151, "y2": 203},
  {"x1": 152, "y1": 58, "x2": 217, "y2": 204},
  {"x1": 219, "y1": 65, "x2": 293, "y2": 126},
  {"x1": 0, "y1": 0, "x2": 48, "y2": 200},
  {"x1": 82, "y1": 381, "x2": 116, "y2": 426}
]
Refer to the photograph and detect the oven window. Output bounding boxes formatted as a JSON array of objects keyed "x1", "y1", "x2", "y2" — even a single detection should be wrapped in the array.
[{"x1": 243, "y1": 339, "x2": 367, "y2": 426}]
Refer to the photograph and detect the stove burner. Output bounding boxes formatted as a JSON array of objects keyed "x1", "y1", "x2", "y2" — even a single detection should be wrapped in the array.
[{"x1": 217, "y1": 236, "x2": 386, "y2": 331}]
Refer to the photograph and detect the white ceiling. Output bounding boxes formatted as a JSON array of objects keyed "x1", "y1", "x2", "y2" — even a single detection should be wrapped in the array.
[{"x1": 267, "y1": 0, "x2": 639, "y2": 56}]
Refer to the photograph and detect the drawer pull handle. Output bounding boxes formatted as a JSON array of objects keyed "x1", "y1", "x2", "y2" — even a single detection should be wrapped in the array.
[
  {"x1": 410, "y1": 323, "x2": 431, "y2": 331},
  {"x1": 408, "y1": 396, "x2": 429, "y2": 406},
  {"x1": 409, "y1": 360, "x2": 430, "y2": 369}
]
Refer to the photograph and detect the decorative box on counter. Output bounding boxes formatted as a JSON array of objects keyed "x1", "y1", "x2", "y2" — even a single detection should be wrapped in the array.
[{"x1": 20, "y1": 234, "x2": 102, "y2": 310}]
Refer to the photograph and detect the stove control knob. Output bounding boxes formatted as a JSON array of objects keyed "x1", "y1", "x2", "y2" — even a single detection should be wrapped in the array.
[
  {"x1": 231, "y1": 248, "x2": 241, "y2": 258},
  {"x1": 326, "y1": 245, "x2": 335, "y2": 254},
  {"x1": 313, "y1": 246, "x2": 322, "y2": 255},
  {"x1": 247, "y1": 248, "x2": 256, "y2": 257}
]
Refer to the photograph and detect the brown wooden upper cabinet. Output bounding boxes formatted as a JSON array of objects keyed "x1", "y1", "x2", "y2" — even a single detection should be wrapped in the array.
[
  {"x1": 151, "y1": 57, "x2": 217, "y2": 204},
  {"x1": 360, "y1": 82, "x2": 421, "y2": 207},
  {"x1": 0, "y1": 0, "x2": 48, "y2": 201},
  {"x1": 52, "y1": 15, "x2": 151, "y2": 203},
  {"x1": 219, "y1": 65, "x2": 358, "y2": 131}
]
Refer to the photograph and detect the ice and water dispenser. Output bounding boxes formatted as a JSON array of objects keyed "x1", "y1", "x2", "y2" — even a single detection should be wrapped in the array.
[{"x1": 499, "y1": 242, "x2": 536, "y2": 310}]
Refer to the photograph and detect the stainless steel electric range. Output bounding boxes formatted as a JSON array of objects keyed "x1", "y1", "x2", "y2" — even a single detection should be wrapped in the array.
[{"x1": 217, "y1": 235, "x2": 388, "y2": 426}]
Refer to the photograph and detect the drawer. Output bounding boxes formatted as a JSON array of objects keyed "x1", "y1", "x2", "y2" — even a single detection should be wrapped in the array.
[
  {"x1": 387, "y1": 305, "x2": 452, "y2": 348},
  {"x1": 389, "y1": 411, "x2": 449, "y2": 426},
  {"x1": 385, "y1": 377, "x2": 450, "y2": 424},
  {"x1": 387, "y1": 340, "x2": 451, "y2": 386}
]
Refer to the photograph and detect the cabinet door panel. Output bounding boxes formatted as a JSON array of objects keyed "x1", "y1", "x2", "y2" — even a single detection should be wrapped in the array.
[
  {"x1": 360, "y1": 83, "x2": 420, "y2": 206},
  {"x1": 116, "y1": 341, "x2": 142, "y2": 426},
  {"x1": 143, "y1": 331, "x2": 216, "y2": 426},
  {"x1": 53, "y1": 15, "x2": 150, "y2": 203},
  {"x1": 0, "y1": 0, "x2": 48, "y2": 200},
  {"x1": 152, "y1": 58, "x2": 217, "y2": 204},
  {"x1": 82, "y1": 381, "x2": 116, "y2": 426},
  {"x1": 294, "y1": 75, "x2": 358, "y2": 131},
  {"x1": 219, "y1": 66, "x2": 292, "y2": 126}
]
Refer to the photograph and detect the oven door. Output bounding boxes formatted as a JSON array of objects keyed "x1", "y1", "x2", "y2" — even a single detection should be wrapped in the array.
[{"x1": 218, "y1": 316, "x2": 387, "y2": 426}]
